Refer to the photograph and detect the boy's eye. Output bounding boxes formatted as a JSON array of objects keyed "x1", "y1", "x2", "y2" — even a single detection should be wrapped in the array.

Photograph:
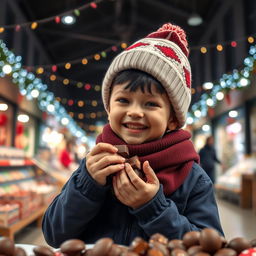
[
  {"x1": 116, "y1": 98, "x2": 129, "y2": 103},
  {"x1": 146, "y1": 101, "x2": 159, "y2": 107}
]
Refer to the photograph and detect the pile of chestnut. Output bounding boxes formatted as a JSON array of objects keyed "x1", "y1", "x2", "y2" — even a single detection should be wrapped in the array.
[{"x1": 0, "y1": 228, "x2": 255, "y2": 256}]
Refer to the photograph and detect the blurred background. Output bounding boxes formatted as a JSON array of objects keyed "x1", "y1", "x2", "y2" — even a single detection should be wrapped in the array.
[{"x1": 0, "y1": 0, "x2": 255, "y2": 246}]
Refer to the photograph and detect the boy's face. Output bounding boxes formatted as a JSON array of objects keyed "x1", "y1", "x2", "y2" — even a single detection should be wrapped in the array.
[{"x1": 107, "y1": 82, "x2": 177, "y2": 144}]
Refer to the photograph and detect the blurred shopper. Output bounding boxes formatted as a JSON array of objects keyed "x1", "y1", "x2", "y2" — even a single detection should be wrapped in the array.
[
  {"x1": 199, "y1": 136, "x2": 222, "y2": 184},
  {"x1": 59, "y1": 139, "x2": 77, "y2": 170}
]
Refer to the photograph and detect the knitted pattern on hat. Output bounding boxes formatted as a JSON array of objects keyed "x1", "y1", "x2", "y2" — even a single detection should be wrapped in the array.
[{"x1": 102, "y1": 23, "x2": 191, "y2": 128}]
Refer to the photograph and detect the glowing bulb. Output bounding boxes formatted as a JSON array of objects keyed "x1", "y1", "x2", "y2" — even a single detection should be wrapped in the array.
[
  {"x1": 17, "y1": 114, "x2": 29, "y2": 123},
  {"x1": 0, "y1": 103, "x2": 8, "y2": 111},
  {"x1": 47, "y1": 104, "x2": 55, "y2": 112},
  {"x1": 229, "y1": 110, "x2": 238, "y2": 118},
  {"x1": 2, "y1": 64, "x2": 12, "y2": 74},
  {"x1": 31, "y1": 89, "x2": 39, "y2": 98},
  {"x1": 61, "y1": 117, "x2": 69, "y2": 125},
  {"x1": 202, "y1": 124, "x2": 210, "y2": 132},
  {"x1": 203, "y1": 82, "x2": 213, "y2": 90},
  {"x1": 216, "y1": 92, "x2": 224, "y2": 100}
]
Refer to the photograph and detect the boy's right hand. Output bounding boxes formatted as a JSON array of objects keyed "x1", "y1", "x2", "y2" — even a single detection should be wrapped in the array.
[{"x1": 85, "y1": 143, "x2": 126, "y2": 186}]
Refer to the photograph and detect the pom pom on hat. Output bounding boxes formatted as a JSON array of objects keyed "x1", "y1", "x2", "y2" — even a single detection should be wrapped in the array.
[{"x1": 102, "y1": 22, "x2": 192, "y2": 128}]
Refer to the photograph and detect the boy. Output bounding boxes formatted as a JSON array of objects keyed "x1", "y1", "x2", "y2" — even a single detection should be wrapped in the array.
[{"x1": 42, "y1": 23, "x2": 223, "y2": 248}]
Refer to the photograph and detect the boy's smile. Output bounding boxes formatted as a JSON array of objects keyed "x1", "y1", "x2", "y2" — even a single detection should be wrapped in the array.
[{"x1": 108, "y1": 82, "x2": 177, "y2": 144}]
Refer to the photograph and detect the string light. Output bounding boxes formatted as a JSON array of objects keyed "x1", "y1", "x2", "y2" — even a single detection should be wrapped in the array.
[
  {"x1": 63, "y1": 78, "x2": 69, "y2": 85},
  {"x1": 65, "y1": 63, "x2": 71, "y2": 69},
  {"x1": 50, "y1": 74, "x2": 56, "y2": 81},
  {"x1": 31, "y1": 22, "x2": 38, "y2": 30},
  {"x1": 0, "y1": 27, "x2": 5, "y2": 33},
  {"x1": 248, "y1": 36, "x2": 254, "y2": 44},
  {"x1": 231, "y1": 41, "x2": 237, "y2": 47},
  {"x1": 200, "y1": 47, "x2": 207, "y2": 54},
  {"x1": 82, "y1": 58, "x2": 88, "y2": 65},
  {"x1": 216, "y1": 44, "x2": 223, "y2": 51},
  {"x1": 94, "y1": 54, "x2": 100, "y2": 61}
]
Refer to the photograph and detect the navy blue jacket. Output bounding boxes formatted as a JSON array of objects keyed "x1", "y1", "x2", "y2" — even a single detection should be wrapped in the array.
[{"x1": 42, "y1": 159, "x2": 223, "y2": 248}]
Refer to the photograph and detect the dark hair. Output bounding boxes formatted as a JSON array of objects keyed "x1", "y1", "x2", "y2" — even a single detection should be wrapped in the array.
[{"x1": 111, "y1": 69, "x2": 165, "y2": 94}]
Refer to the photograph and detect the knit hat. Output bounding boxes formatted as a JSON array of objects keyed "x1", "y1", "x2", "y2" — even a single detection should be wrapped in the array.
[{"x1": 102, "y1": 23, "x2": 192, "y2": 128}]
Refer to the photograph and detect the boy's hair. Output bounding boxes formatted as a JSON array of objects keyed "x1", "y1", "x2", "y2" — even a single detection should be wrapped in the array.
[
  {"x1": 102, "y1": 23, "x2": 191, "y2": 128},
  {"x1": 111, "y1": 69, "x2": 166, "y2": 94}
]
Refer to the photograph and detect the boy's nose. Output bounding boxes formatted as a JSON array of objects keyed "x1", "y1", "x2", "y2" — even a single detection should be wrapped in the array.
[{"x1": 127, "y1": 107, "x2": 144, "y2": 118}]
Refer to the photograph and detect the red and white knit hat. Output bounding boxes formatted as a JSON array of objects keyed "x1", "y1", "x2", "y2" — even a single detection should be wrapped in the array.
[{"x1": 102, "y1": 23, "x2": 192, "y2": 128}]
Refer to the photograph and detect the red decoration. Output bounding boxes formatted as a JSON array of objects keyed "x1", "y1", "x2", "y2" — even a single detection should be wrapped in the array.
[
  {"x1": 0, "y1": 114, "x2": 8, "y2": 126},
  {"x1": 231, "y1": 41, "x2": 237, "y2": 47},
  {"x1": 112, "y1": 46, "x2": 118, "y2": 52},
  {"x1": 15, "y1": 25, "x2": 21, "y2": 32},
  {"x1": 90, "y1": 2, "x2": 97, "y2": 8},
  {"x1": 55, "y1": 16, "x2": 61, "y2": 24},
  {"x1": 225, "y1": 92, "x2": 232, "y2": 105},
  {"x1": 84, "y1": 84, "x2": 91, "y2": 90},
  {"x1": 68, "y1": 99, "x2": 74, "y2": 106},
  {"x1": 52, "y1": 65, "x2": 57, "y2": 72},
  {"x1": 42, "y1": 112, "x2": 48, "y2": 121},
  {"x1": 16, "y1": 122, "x2": 24, "y2": 135},
  {"x1": 155, "y1": 45, "x2": 181, "y2": 63},
  {"x1": 126, "y1": 42, "x2": 149, "y2": 51},
  {"x1": 239, "y1": 248, "x2": 256, "y2": 256},
  {"x1": 17, "y1": 93, "x2": 24, "y2": 104},
  {"x1": 183, "y1": 67, "x2": 191, "y2": 88}
]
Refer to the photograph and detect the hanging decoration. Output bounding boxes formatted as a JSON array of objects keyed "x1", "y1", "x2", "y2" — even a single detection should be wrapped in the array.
[
  {"x1": 0, "y1": 40, "x2": 86, "y2": 139},
  {"x1": 186, "y1": 44, "x2": 256, "y2": 125},
  {"x1": 0, "y1": 0, "x2": 103, "y2": 31}
]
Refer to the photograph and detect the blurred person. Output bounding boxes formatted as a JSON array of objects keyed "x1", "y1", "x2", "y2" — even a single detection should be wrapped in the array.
[{"x1": 199, "y1": 135, "x2": 222, "y2": 184}]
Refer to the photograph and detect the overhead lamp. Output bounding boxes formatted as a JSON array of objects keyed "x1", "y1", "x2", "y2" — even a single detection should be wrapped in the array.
[
  {"x1": 187, "y1": 13, "x2": 203, "y2": 26},
  {"x1": 61, "y1": 15, "x2": 76, "y2": 25}
]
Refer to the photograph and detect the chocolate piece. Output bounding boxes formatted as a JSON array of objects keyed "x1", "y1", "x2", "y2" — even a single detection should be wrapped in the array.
[
  {"x1": 199, "y1": 228, "x2": 222, "y2": 254},
  {"x1": 33, "y1": 246, "x2": 55, "y2": 256},
  {"x1": 187, "y1": 245, "x2": 203, "y2": 256},
  {"x1": 115, "y1": 145, "x2": 129, "y2": 158},
  {"x1": 60, "y1": 239, "x2": 85, "y2": 256},
  {"x1": 213, "y1": 248, "x2": 237, "y2": 256},
  {"x1": 14, "y1": 247, "x2": 27, "y2": 256},
  {"x1": 227, "y1": 237, "x2": 251, "y2": 254},
  {"x1": 0, "y1": 237, "x2": 15, "y2": 256},
  {"x1": 91, "y1": 237, "x2": 113, "y2": 256},
  {"x1": 183, "y1": 231, "x2": 200, "y2": 249}
]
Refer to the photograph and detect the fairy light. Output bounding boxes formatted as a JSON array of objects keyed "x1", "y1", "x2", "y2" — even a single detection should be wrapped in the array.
[
  {"x1": 31, "y1": 22, "x2": 38, "y2": 30},
  {"x1": 121, "y1": 43, "x2": 127, "y2": 49},
  {"x1": 200, "y1": 47, "x2": 207, "y2": 54},
  {"x1": 248, "y1": 37, "x2": 254, "y2": 44},
  {"x1": 216, "y1": 44, "x2": 223, "y2": 51},
  {"x1": 50, "y1": 74, "x2": 56, "y2": 81},
  {"x1": 77, "y1": 82, "x2": 83, "y2": 88},
  {"x1": 94, "y1": 85, "x2": 101, "y2": 91},
  {"x1": 92, "y1": 100, "x2": 98, "y2": 107},
  {"x1": 94, "y1": 54, "x2": 100, "y2": 61},
  {"x1": 36, "y1": 67, "x2": 44, "y2": 74},
  {"x1": 191, "y1": 88, "x2": 196, "y2": 94},
  {"x1": 65, "y1": 63, "x2": 71, "y2": 69},
  {"x1": 90, "y1": 113, "x2": 96, "y2": 118},
  {"x1": 82, "y1": 58, "x2": 88, "y2": 65},
  {"x1": 78, "y1": 101, "x2": 84, "y2": 107},
  {"x1": 231, "y1": 41, "x2": 237, "y2": 47},
  {"x1": 78, "y1": 113, "x2": 84, "y2": 119},
  {"x1": 69, "y1": 112, "x2": 74, "y2": 117},
  {"x1": 0, "y1": 27, "x2": 5, "y2": 33},
  {"x1": 63, "y1": 78, "x2": 69, "y2": 85}
]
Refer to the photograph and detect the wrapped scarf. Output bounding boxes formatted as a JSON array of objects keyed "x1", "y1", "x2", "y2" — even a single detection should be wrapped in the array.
[{"x1": 96, "y1": 124, "x2": 199, "y2": 195}]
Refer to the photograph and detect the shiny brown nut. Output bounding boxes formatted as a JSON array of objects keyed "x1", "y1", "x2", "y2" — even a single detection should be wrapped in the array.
[
  {"x1": 0, "y1": 237, "x2": 15, "y2": 256},
  {"x1": 122, "y1": 252, "x2": 139, "y2": 256},
  {"x1": 182, "y1": 231, "x2": 200, "y2": 249},
  {"x1": 149, "y1": 241, "x2": 169, "y2": 256},
  {"x1": 187, "y1": 245, "x2": 203, "y2": 256},
  {"x1": 14, "y1": 247, "x2": 27, "y2": 256},
  {"x1": 91, "y1": 237, "x2": 113, "y2": 256},
  {"x1": 227, "y1": 237, "x2": 251, "y2": 254},
  {"x1": 149, "y1": 233, "x2": 168, "y2": 245},
  {"x1": 115, "y1": 145, "x2": 129, "y2": 158},
  {"x1": 168, "y1": 239, "x2": 186, "y2": 251},
  {"x1": 60, "y1": 239, "x2": 85, "y2": 256},
  {"x1": 107, "y1": 244, "x2": 123, "y2": 256},
  {"x1": 33, "y1": 246, "x2": 55, "y2": 256},
  {"x1": 199, "y1": 228, "x2": 222, "y2": 254},
  {"x1": 171, "y1": 248, "x2": 188, "y2": 256},
  {"x1": 213, "y1": 248, "x2": 237, "y2": 256},
  {"x1": 147, "y1": 248, "x2": 164, "y2": 256},
  {"x1": 193, "y1": 253, "x2": 210, "y2": 256},
  {"x1": 129, "y1": 237, "x2": 149, "y2": 255}
]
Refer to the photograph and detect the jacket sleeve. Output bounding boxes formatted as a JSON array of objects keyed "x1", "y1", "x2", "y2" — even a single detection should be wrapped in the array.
[
  {"x1": 129, "y1": 164, "x2": 224, "y2": 239},
  {"x1": 42, "y1": 159, "x2": 110, "y2": 248}
]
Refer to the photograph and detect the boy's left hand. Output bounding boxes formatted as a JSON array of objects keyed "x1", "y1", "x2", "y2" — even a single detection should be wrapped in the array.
[{"x1": 112, "y1": 161, "x2": 159, "y2": 209}]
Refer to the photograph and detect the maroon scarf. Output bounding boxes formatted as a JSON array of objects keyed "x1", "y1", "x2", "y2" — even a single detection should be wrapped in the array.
[{"x1": 96, "y1": 124, "x2": 199, "y2": 195}]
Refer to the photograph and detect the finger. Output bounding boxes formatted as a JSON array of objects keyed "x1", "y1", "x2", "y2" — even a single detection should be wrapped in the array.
[
  {"x1": 143, "y1": 161, "x2": 159, "y2": 184},
  {"x1": 96, "y1": 163, "x2": 125, "y2": 180},
  {"x1": 95, "y1": 155, "x2": 126, "y2": 170},
  {"x1": 89, "y1": 143, "x2": 118, "y2": 156},
  {"x1": 125, "y1": 163, "x2": 144, "y2": 189}
]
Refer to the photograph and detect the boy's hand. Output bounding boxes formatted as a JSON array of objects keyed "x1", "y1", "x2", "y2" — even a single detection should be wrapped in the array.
[
  {"x1": 112, "y1": 161, "x2": 160, "y2": 209},
  {"x1": 86, "y1": 143, "x2": 126, "y2": 186}
]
